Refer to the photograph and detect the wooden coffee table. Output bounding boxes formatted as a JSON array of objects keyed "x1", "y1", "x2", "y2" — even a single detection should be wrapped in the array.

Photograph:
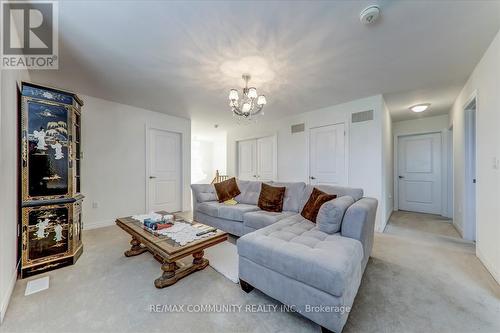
[{"x1": 116, "y1": 212, "x2": 227, "y2": 288}]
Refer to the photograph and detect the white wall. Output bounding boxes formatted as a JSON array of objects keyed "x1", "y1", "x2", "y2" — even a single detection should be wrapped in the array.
[
  {"x1": 81, "y1": 96, "x2": 191, "y2": 229},
  {"x1": 392, "y1": 114, "x2": 453, "y2": 218},
  {"x1": 393, "y1": 114, "x2": 449, "y2": 136},
  {"x1": 227, "y1": 95, "x2": 388, "y2": 231},
  {"x1": 191, "y1": 122, "x2": 227, "y2": 184},
  {"x1": 449, "y1": 30, "x2": 500, "y2": 283},
  {"x1": 381, "y1": 99, "x2": 393, "y2": 228},
  {"x1": 0, "y1": 69, "x2": 31, "y2": 323}
]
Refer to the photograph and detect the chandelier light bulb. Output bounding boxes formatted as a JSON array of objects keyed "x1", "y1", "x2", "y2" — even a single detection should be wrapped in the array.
[
  {"x1": 242, "y1": 103, "x2": 251, "y2": 113},
  {"x1": 229, "y1": 89, "x2": 239, "y2": 100},
  {"x1": 248, "y1": 87, "x2": 257, "y2": 99},
  {"x1": 257, "y1": 95, "x2": 267, "y2": 105}
]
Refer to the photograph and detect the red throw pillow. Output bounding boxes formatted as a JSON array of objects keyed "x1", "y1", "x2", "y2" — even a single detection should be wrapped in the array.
[
  {"x1": 301, "y1": 188, "x2": 337, "y2": 222},
  {"x1": 214, "y1": 177, "x2": 241, "y2": 203},
  {"x1": 258, "y1": 183, "x2": 286, "y2": 212}
]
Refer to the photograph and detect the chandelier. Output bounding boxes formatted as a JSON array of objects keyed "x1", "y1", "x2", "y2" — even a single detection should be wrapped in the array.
[{"x1": 228, "y1": 74, "x2": 267, "y2": 120}]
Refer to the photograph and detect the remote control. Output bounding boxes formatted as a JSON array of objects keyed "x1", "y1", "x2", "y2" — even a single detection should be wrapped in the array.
[{"x1": 196, "y1": 228, "x2": 217, "y2": 236}]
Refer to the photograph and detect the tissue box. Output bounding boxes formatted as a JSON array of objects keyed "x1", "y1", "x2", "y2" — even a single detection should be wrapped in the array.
[{"x1": 143, "y1": 219, "x2": 158, "y2": 230}]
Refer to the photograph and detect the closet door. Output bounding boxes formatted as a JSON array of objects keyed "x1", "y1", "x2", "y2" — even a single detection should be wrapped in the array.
[
  {"x1": 257, "y1": 136, "x2": 276, "y2": 181},
  {"x1": 309, "y1": 123, "x2": 345, "y2": 185},
  {"x1": 237, "y1": 139, "x2": 257, "y2": 181}
]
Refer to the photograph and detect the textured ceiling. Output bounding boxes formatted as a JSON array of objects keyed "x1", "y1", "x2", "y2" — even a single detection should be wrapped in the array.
[{"x1": 29, "y1": 0, "x2": 500, "y2": 127}]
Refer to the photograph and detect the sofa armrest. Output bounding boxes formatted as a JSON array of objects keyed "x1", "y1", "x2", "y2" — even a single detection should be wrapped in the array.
[
  {"x1": 191, "y1": 184, "x2": 217, "y2": 203},
  {"x1": 191, "y1": 184, "x2": 218, "y2": 219},
  {"x1": 341, "y1": 197, "x2": 378, "y2": 270}
]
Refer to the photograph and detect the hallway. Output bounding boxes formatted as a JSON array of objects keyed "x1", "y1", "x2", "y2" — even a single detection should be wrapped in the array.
[
  {"x1": 345, "y1": 211, "x2": 500, "y2": 332},
  {"x1": 385, "y1": 211, "x2": 460, "y2": 239}
]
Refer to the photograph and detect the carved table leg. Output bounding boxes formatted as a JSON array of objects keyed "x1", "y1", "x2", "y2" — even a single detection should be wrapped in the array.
[
  {"x1": 154, "y1": 251, "x2": 210, "y2": 288},
  {"x1": 155, "y1": 262, "x2": 177, "y2": 288},
  {"x1": 124, "y1": 237, "x2": 148, "y2": 257},
  {"x1": 192, "y1": 250, "x2": 209, "y2": 270}
]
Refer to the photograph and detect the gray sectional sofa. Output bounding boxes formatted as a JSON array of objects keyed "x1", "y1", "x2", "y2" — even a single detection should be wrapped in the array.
[{"x1": 191, "y1": 180, "x2": 378, "y2": 333}]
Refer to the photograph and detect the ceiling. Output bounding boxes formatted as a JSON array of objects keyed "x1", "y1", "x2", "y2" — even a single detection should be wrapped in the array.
[{"x1": 29, "y1": 1, "x2": 500, "y2": 127}]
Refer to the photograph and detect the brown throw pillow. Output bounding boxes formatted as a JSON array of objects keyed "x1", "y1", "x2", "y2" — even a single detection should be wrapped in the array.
[
  {"x1": 258, "y1": 183, "x2": 286, "y2": 212},
  {"x1": 214, "y1": 177, "x2": 241, "y2": 203},
  {"x1": 301, "y1": 188, "x2": 337, "y2": 222}
]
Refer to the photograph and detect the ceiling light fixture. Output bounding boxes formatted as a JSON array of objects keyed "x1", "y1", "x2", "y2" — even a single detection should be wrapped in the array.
[
  {"x1": 409, "y1": 103, "x2": 431, "y2": 113},
  {"x1": 228, "y1": 74, "x2": 267, "y2": 121}
]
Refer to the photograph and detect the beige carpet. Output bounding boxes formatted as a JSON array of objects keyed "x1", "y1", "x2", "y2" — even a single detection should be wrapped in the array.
[{"x1": 2, "y1": 211, "x2": 499, "y2": 333}]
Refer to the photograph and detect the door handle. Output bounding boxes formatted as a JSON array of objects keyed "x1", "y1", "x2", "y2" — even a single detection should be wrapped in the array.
[
  {"x1": 399, "y1": 176, "x2": 404, "y2": 179},
  {"x1": 149, "y1": 176, "x2": 156, "y2": 179},
  {"x1": 253, "y1": 175, "x2": 257, "y2": 178},
  {"x1": 310, "y1": 176, "x2": 316, "y2": 180}
]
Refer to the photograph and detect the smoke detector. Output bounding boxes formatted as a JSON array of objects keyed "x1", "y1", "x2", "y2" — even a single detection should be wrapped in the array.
[{"x1": 360, "y1": 5, "x2": 380, "y2": 25}]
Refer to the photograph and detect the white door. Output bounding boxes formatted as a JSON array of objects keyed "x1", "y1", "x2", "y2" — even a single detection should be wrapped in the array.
[
  {"x1": 398, "y1": 133, "x2": 442, "y2": 214},
  {"x1": 147, "y1": 129, "x2": 182, "y2": 212},
  {"x1": 237, "y1": 139, "x2": 257, "y2": 181},
  {"x1": 465, "y1": 107, "x2": 476, "y2": 240},
  {"x1": 309, "y1": 123, "x2": 345, "y2": 185},
  {"x1": 256, "y1": 136, "x2": 276, "y2": 181}
]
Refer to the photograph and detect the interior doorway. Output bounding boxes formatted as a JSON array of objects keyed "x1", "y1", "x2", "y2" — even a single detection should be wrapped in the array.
[
  {"x1": 397, "y1": 132, "x2": 443, "y2": 214},
  {"x1": 464, "y1": 95, "x2": 477, "y2": 241},
  {"x1": 309, "y1": 123, "x2": 346, "y2": 185},
  {"x1": 237, "y1": 135, "x2": 277, "y2": 182},
  {"x1": 146, "y1": 128, "x2": 182, "y2": 213}
]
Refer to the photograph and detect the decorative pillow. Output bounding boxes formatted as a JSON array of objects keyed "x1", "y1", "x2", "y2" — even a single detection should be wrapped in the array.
[
  {"x1": 223, "y1": 198, "x2": 238, "y2": 205},
  {"x1": 301, "y1": 187, "x2": 337, "y2": 222},
  {"x1": 214, "y1": 177, "x2": 241, "y2": 203},
  {"x1": 258, "y1": 183, "x2": 286, "y2": 212},
  {"x1": 317, "y1": 195, "x2": 355, "y2": 234}
]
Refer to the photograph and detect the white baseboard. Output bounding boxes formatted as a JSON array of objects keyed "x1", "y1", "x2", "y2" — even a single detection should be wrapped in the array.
[
  {"x1": 83, "y1": 219, "x2": 115, "y2": 230},
  {"x1": 477, "y1": 248, "x2": 500, "y2": 285},
  {"x1": 453, "y1": 221, "x2": 464, "y2": 237},
  {"x1": 1, "y1": 261, "x2": 19, "y2": 324},
  {"x1": 377, "y1": 209, "x2": 393, "y2": 233}
]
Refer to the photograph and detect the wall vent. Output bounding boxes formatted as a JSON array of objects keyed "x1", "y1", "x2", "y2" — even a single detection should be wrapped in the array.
[
  {"x1": 291, "y1": 123, "x2": 305, "y2": 133},
  {"x1": 351, "y1": 110, "x2": 374, "y2": 123}
]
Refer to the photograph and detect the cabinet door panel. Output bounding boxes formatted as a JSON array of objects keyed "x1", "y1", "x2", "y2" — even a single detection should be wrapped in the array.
[
  {"x1": 24, "y1": 204, "x2": 71, "y2": 265},
  {"x1": 24, "y1": 99, "x2": 71, "y2": 199}
]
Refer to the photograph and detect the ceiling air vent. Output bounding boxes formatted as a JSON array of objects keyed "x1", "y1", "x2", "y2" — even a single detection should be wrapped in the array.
[
  {"x1": 351, "y1": 110, "x2": 374, "y2": 123},
  {"x1": 291, "y1": 123, "x2": 305, "y2": 134}
]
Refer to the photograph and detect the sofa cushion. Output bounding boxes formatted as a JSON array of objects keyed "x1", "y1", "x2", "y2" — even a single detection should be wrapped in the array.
[
  {"x1": 268, "y1": 182, "x2": 306, "y2": 212},
  {"x1": 317, "y1": 196, "x2": 355, "y2": 234},
  {"x1": 191, "y1": 184, "x2": 218, "y2": 203},
  {"x1": 237, "y1": 215, "x2": 363, "y2": 297},
  {"x1": 301, "y1": 188, "x2": 337, "y2": 222},
  {"x1": 300, "y1": 185, "x2": 363, "y2": 211},
  {"x1": 197, "y1": 201, "x2": 223, "y2": 218},
  {"x1": 214, "y1": 177, "x2": 241, "y2": 202},
  {"x1": 258, "y1": 183, "x2": 286, "y2": 212},
  {"x1": 218, "y1": 204, "x2": 260, "y2": 222},
  {"x1": 243, "y1": 210, "x2": 296, "y2": 230},
  {"x1": 235, "y1": 180, "x2": 262, "y2": 205}
]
